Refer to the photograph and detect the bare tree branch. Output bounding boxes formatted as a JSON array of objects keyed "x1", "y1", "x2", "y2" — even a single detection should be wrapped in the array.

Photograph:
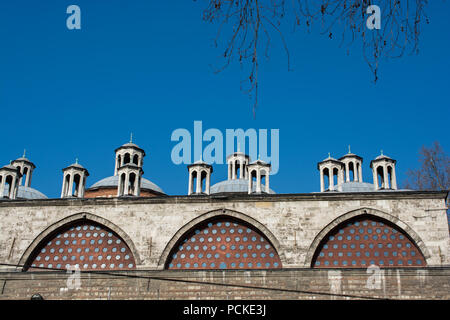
[
  {"x1": 404, "y1": 141, "x2": 450, "y2": 191},
  {"x1": 202, "y1": 0, "x2": 430, "y2": 115}
]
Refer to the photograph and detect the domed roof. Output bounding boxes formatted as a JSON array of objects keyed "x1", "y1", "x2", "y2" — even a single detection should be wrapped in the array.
[
  {"x1": 210, "y1": 179, "x2": 275, "y2": 194},
  {"x1": 88, "y1": 175, "x2": 164, "y2": 194},
  {"x1": 3, "y1": 186, "x2": 48, "y2": 200},
  {"x1": 375, "y1": 154, "x2": 392, "y2": 160},
  {"x1": 68, "y1": 163, "x2": 85, "y2": 169},
  {"x1": 121, "y1": 142, "x2": 140, "y2": 148},
  {"x1": 337, "y1": 181, "x2": 375, "y2": 192},
  {"x1": 332, "y1": 181, "x2": 409, "y2": 193}
]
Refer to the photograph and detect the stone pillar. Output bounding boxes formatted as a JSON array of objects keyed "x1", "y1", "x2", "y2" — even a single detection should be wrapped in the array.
[
  {"x1": 239, "y1": 161, "x2": 243, "y2": 179},
  {"x1": 228, "y1": 161, "x2": 231, "y2": 180},
  {"x1": 248, "y1": 170, "x2": 253, "y2": 194},
  {"x1": 391, "y1": 166, "x2": 397, "y2": 190},
  {"x1": 196, "y1": 171, "x2": 201, "y2": 194},
  {"x1": 188, "y1": 171, "x2": 193, "y2": 195},
  {"x1": 232, "y1": 161, "x2": 236, "y2": 180},
  {"x1": 329, "y1": 167, "x2": 335, "y2": 191},
  {"x1": 124, "y1": 173, "x2": 130, "y2": 195},
  {"x1": 338, "y1": 169, "x2": 344, "y2": 191},
  {"x1": 114, "y1": 155, "x2": 119, "y2": 176},
  {"x1": 61, "y1": 175, "x2": 66, "y2": 198},
  {"x1": 358, "y1": 164, "x2": 363, "y2": 183},
  {"x1": 0, "y1": 175, "x2": 4, "y2": 198},
  {"x1": 373, "y1": 167, "x2": 379, "y2": 190},
  {"x1": 25, "y1": 170, "x2": 32, "y2": 187},
  {"x1": 256, "y1": 170, "x2": 261, "y2": 193},
  {"x1": 265, "y1": 172, "x2": 270, "y2": 193},
  {"x1": 205, "y1": 172, "x2": 211, "y2": 195},
  {"x1": 68, "y1": 174, "x2": 74, "y2": 197},
  {"x1": 134, "y1": 175, "x2": 140, "y2": 196},
  {"x1": 345, "y1": 163, "x2": 350, "y2": 182},
  {"x1": 383, "y1": 164, "x2": 389, "y2": 189},
  {"x1": 10, "y1": 176, "x2": 17, "y2": 199}
]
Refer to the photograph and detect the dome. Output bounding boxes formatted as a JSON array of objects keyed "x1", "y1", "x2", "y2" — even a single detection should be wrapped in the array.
[
  {"x1": 3, "y1": 186, "x2": 48, "y2": 200},
  {"x1": 210, "y1": 179, "x2": 275, "y2": 194},
  {"x1": 332, "y1": 181, "x2": 409, "y2": 193},
  {"x1": 68, "y1": 163, "x2": 85, "y2": 169},
  {"x1": 375, "y1": 154, "x2": 392, "y2": 160},
  {"x1": 336, "y1": 181, "x2": 375, "y2": 192},
  {"x1": 88, "y1": 175, "x2": 164, "y2": 194},
  {"x1": 121, "y1": 142, "x2": 139, "y2": 148}
]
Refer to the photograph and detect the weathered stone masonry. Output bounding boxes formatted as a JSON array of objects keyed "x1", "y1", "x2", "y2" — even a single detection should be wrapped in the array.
[{"x1": 0, "y1": 190, "x2": 449, "y2": 299}]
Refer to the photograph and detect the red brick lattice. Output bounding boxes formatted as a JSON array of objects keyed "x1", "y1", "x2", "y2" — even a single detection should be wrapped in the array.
[
  {"x1": 166, "y1": 217, "x2": 282, "y2": 270},
  {"x1": 312, "y1": 215, "x2": 426, "y2": 268},
  {"x1": 26, "y1": 221, "x2": 136, "y2": 271}
]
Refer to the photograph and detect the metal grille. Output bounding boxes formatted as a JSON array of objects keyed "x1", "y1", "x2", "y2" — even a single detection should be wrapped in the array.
[
  {"x1": 312, "y1": 215, "x2": 426, "y2": 268},
  {"x1": 26, "y1": 221, "x2": 136, "y2": 271},
  {"x1": 166, "y1": 217, "x2": 282, "y2": 270}
]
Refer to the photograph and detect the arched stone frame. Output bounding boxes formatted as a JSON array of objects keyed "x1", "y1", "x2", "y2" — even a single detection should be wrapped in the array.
[
  {"x1": 304, "y1": 207, "x2": 432, "y2": 267},
  {"x1": 157, "y1": 208, "x2": 285, "y2": 269},
  {"x1": 18, "y1": 212, "x2": 142, "y2": 270}
]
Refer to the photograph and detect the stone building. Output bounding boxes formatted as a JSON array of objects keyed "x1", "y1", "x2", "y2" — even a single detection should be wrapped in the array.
[{"x1": 0, "y1": 142, "x2": 449, "y2": 300}]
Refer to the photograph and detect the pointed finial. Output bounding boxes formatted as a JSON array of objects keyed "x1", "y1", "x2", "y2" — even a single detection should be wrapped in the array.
[
  {"x1": 130, "y1": 132, "x2": 133, "y2": 143},
  {"x1": 199, "y1": 153, "x2": 203, "y2": 162},
  {"x1": 75, "y1": 158, "x2": 78, "y2": 164},
  {"x1": 348, "y1": 145, "x2": 351, "y2": 154},
  {"x1": 9, "y1": 160, "x2": 12, "y2": 165},
  {"x1": 328, "y1": 152, "x2": 331, "y2": 158},
  {"x1": 381, "y1": 149, "x2": 383, "y2": 156},
  {"x1": 23, "y1": 149, "x2": 26, "y2": 158}
]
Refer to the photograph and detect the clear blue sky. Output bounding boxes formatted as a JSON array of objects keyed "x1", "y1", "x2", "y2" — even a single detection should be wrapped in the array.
[{"x1": 0, "y1": 1, "x2": 449, "y2": 198}]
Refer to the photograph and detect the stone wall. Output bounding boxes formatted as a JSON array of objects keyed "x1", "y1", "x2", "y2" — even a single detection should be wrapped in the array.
[
  {"x1": 0, "y1": 267, "x2": 449, "y2": 300},
  {"x1": 0, "y1": 191, "x2": 448, "y2": 270}
]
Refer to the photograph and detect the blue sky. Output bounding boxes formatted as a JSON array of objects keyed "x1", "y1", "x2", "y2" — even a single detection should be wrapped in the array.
[{"x1": 0, "y1": 1, "x2": 449, "y2": 198}]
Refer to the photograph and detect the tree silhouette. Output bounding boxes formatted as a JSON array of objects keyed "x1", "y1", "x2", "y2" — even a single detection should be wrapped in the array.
[{"x1": 202, "y1": 0, "x2": 430, "y2": 115}]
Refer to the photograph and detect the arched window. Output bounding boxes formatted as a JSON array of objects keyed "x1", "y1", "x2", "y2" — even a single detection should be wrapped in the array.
[
  {"x1": 311, "y1": 215, "x2": 426, "y2": 268},
  {"x1": 165, "y1": 216, "x2": 282, "y2": 270},
  {"x1": 124, "y1": 153, "x2": 130, "y2": 164},
  {"x1": 24, "y1": 220, "x2": 137, "y2": 271},
  {"x1": 133, "y1": 154, "x2": 139, "y2": 165}
]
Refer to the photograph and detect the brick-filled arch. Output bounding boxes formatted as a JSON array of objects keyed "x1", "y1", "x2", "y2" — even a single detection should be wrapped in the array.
[
  {"x1": 24, "y1": 220, "x2": 137, "y2": 271},
  {"x1": 311, "y1": 214, "x2": 426, "y2": 268},
  {"x1": 165, "y1": 216, "x2": 282, "y2": 270}
]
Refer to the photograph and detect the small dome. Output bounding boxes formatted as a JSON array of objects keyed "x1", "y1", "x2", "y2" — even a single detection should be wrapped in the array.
[
  {"x1": 210, "y1": 179, "x2": 275, "y2": 194},
  {"x1": 68, "y1": 163, "x2": 85, "y2": 169},
  {"x1": 3, "y1": 186, "x2": 48, "y2": 200},
  {"x1": 89, "y1": 175, "x2": 164, "y2": 194},
  {"x1": 337, "y1": 181, "x2": 375, "y2": 192},
  {"x1": 332, "y1": 181, "x2": 408, "y2": 193},
  {"x1": 121, "y1": 142, "x2": 140, "y2": 148},
  {"x1": 375, "y1": 154, "x2": 392, "y2": 160}
]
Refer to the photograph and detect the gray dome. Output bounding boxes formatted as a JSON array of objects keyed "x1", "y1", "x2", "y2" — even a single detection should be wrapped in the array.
[
  {"x1": 89, "y1": 175, "x2": 164, "y2": 194},
  {"x1": 3, "y1": 186, "x2": 48, "y2": 200},
  {"x1": 334, "y1": 181, "x2": 409, "y2": 192},
  {"x1": 337, "y1": 181, "x2": 375, "y2": 192},
  {"x1": 210, "y1": 179, "x2": 275, "y2": 194}
]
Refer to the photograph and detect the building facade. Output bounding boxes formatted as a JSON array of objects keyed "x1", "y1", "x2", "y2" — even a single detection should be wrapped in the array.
[{"x1": 0, "y1": 142, "x2": 449, "y2": 299}]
